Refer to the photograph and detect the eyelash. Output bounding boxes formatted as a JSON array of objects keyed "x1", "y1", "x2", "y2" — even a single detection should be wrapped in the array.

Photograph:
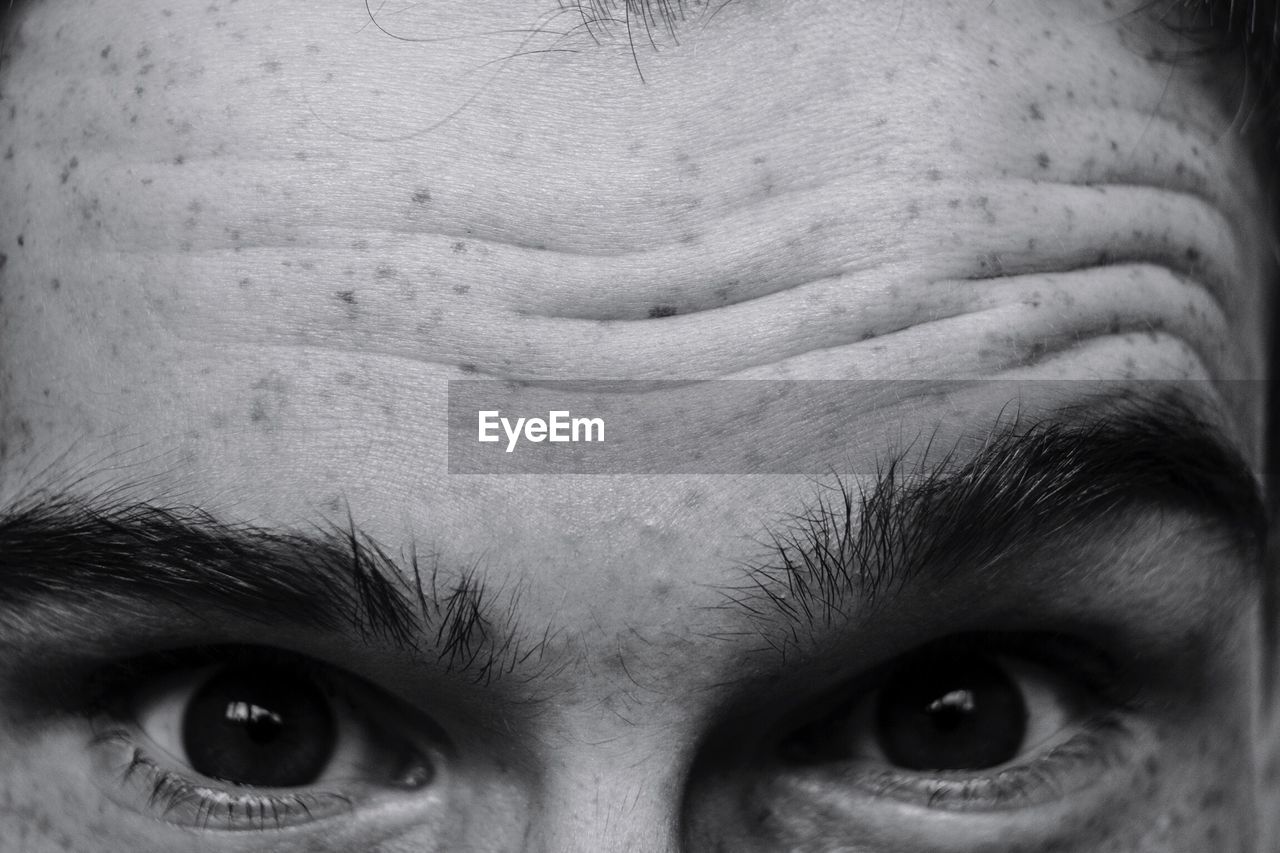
[
  {"x1": 82, "y1": 645, "x2": 422, "y2": 832},
  {"x1": 90, "y1": 728, "x2": 355, "y2": 832},
  {"x1": 848, "y1": 715, "x2": 1133, "y2": 810},
  {"x1": 777, "y1": 632, "x2": 1141, "y2": 812}
]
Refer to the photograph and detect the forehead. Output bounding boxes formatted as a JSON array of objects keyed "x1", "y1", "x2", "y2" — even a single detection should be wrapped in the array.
[{"x1": 0, "y1": 1, "x2": 1271, "y2": 590}]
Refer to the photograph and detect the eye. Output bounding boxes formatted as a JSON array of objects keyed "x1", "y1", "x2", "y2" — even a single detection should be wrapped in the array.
[
  {"x1": 155, "y1": 664, "x2": 340, "y2": 787},
  {"x1": 872, "y1": 653, "x2": 1030, "y2": 771},
  {"x1": 88, "y1": 647, "x2": 437, "y2": 831},
  {"x1": 777, "y1": 634, "x2": 1130, "y2": 810}
]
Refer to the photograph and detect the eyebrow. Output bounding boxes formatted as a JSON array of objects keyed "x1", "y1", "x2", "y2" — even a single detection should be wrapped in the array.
[
  {"x1": 0, "y1": 498, "x2": 536, "y2": 684},
  {"x1": 724, "y1": 388, "x2": 1267, "y2": 652},
  {"x1": 0, "y1": 389, "x2": 1264, "y2": 684}
]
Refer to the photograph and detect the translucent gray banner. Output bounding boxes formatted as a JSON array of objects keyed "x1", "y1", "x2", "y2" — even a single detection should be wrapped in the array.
[{"x1": 446, "y1": 379, "x2": 1268, "y2": 475}]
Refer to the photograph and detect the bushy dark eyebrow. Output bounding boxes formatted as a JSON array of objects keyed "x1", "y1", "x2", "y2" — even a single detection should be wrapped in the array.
[
  {"x1": 0, "y1": 497, "x2": 534, "y2": 683},
  {"x1": 0, "y1": 390, "x2": 1264, "y2": 684},
  {"x1": 724, "y1": 389, "x2": 1267, "y2": 654}
]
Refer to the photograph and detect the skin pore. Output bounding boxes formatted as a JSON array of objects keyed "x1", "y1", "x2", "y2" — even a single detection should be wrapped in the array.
[{"x1": 0, "y1": 0, "x2": 1277, "y2": 850}]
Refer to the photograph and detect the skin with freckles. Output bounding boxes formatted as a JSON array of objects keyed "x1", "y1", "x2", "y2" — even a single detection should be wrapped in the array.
[{"x1": 0, "y1": 0, "x2": 1277, "y2": 850}]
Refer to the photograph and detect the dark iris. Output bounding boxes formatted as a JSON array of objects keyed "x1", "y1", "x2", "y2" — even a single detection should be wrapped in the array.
[
  {"x1": 874, "y1": 654, "x2": 1027, "y2": 771},
  {"x1": 182, "y1": 666, "x2": 337, "y2": 787}
]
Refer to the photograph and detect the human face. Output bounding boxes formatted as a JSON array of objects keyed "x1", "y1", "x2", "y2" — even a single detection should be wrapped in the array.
[{"x1": 0, "y1": 0, "x2": 1274, "y2": 850}]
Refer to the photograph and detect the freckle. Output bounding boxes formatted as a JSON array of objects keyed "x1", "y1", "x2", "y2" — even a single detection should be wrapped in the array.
[
  {"x1": 101, "y1": 45, "x2": 112, "y2": 59},
  {"x1": 375, "y1": 265, "x2": 395, "y2": 279},
  {"x1": 752, "y1": 155, "x2": 767, "y2": 165},
  {"x1": 0, "y1": 254, "x2": 6, "y2": 269},
  {"x1": 17, "y1": 235, "x2": 25, "y2": 246},
  {"x1": 261, "y1": 60, "x2": 282, "y2": 74},
  {"x1": 336, "y1": 290, "x2": 356, "y2": 304},
  {"x1": 648, "y1": 305, "x2": 678, "y2": 318},
  {"x1": 1185, "y1": 247, "x2": 1200, "y2": 263},
  {"x1": 1036, "y1": 152, "x2": 1051, "y2": 169},
  {"x1": 1028, "y1": 102, "x2": 1045, "y2": 120},
  {"x1": 412, "y1": 188, "x2": 432, "y2": 204},
  {"x1": 459, "y1": 363, "x2": 478, "y2": 374},
  {"x1": 294, "y1": 150, "x2": 308, "y2": 160},
  {"x1": 452, "y1": 283, "x2": 470, "y2": 295},
  {"x1": 238, "y1": 277, "x2": 252, "y2": 287},
  {"x1": 926, "y1": 168, "x2": 943, "y2": 182},
  {"x1": 249, "y1": 399, "x2": 268, "y2": 423},
  {"x1": 3, "y1": 146, "x2": 12, "y2": 160},
  {"x1": 452, "y1": 241, "x2": 468, "y2": 254},
  {"x1": 49, "y1": 278, "x2": 60, "y2": 292},
  {"x1": 173, "y1": 154, "x2": 185, "y2": 165},
  {"x1": 947, "y1": 198, "x2": 960, "y2": 209}
]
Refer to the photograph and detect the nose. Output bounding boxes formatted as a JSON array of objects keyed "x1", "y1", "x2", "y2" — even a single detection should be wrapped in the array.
[{"x1": 520, "y1": 749, "x2": 689, "y2": 853}]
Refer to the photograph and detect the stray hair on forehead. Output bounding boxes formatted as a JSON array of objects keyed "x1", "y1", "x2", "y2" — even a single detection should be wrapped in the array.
[
  {"x1": 1142, "y1": 1, "x2": 1280, "y2": 174},
  {"x1": 556, "y1": 0, "x2": 724, "y2": 42}
]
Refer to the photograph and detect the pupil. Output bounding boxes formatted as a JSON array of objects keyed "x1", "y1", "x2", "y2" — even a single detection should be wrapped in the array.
[
  {"x1": 926, "y1": 689, "x2": 976, "y2": 733},
  {"x1": 224, "y1": 701, "x2": 285, "y2": 744},
  {"x1": 182, "y1": 666, "x2": 337, "y2": 787},
  {"x1": 875, "y1": 655, "x2": 1027, "y2": 771}
]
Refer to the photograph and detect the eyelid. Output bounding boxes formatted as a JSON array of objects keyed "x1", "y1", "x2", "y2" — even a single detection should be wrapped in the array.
[
  {"x1": 83, "y1": 645, "x2": 441, "y2": 833},
  {"x1": 767, "y1": 632, "x2": 1140, "y2": 811}
]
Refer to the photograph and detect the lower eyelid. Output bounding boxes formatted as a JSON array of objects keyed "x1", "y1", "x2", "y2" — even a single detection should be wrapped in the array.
[
  {"x1": 761, "y1": 710, "x2": 1140, "y2": 823},
  {"x1": 87, "y1": 726, "x2": 362, "y2": 832},
  {"x1": 85, "y1": 680, "x2": 444, "y2": 836}
]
